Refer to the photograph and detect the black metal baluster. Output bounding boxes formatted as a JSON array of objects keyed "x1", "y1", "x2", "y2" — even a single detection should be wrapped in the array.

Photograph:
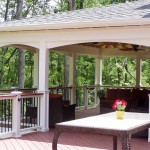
[
  {"x1": 33, "y1": 97, "x2": 35, "y2": 127},
  {"x1": 22, "y1": 99, "x2": 24, "y2": 129},
  {"x1": 0, "y1": 100, "x2": 2, "y2": 133},
  {"x1": 4, "y1": 100, "x2": 7, "y2": 132},
  {"x1": 2, "y1": 100, "x2": 4, "y2": 133},
  {"x1": 10, "y1": 100, "x2": 12, "y2": 131},
  {"x1": 25, "y1": 98, "x2": 28, "y2": 128},
  {"x1": 7, "y1": 99, "x2": 10, "y2": 132},
  {"x1": 38, "y1": 97, "x2": 40, "y2": 126}
]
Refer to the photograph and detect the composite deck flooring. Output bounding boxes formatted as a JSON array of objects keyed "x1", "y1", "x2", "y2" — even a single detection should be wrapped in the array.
[{"x1": 0, "y1": 107, "x2": 150, "y2": 150}]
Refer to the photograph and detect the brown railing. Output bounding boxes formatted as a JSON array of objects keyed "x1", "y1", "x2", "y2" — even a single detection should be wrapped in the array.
[
  {"x1": 0, "y1": 88, "x2": 37, "y2": 94},
  {"x1": 49, "y1": 86, "x2": 72, "y2": 101}
]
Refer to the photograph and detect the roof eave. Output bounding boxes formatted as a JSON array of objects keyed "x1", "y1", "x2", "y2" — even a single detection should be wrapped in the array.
[{"x1": 0, "y1": 18, "x2": 150, "y2": 32}]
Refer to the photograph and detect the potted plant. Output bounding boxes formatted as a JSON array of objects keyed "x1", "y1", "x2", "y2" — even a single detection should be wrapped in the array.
[{"x1": 112, "y1": 99, "x2": 127, "y2": 119}]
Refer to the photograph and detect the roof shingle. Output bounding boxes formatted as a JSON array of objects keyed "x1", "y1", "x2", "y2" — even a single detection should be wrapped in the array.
[{"x1": 0, "y1": 0, "x2": 150, "y2": 31}]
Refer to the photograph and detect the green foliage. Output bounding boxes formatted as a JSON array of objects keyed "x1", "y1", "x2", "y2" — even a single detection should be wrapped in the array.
[
  {"x1": 142, "y1": 58, "x2": 150, "y2": 86},
  {"x1": 0, "y1": 49, "x2": 149, "y2": 90},
  {"x1": 102, "y1": 57, "x2": 136, "y2": 86},
  {"x1": 55, "y1": 0, "x2": 137, "y2": 11},
  {"x1": 24, "y1": 51, "x2": 34, "y2": 87},
  {"x1": 76, "y1": 0, "x2": 100, "y2": 9},
  {"x1": 49, "y1": 52, "x2": 65, "y2": 87},
  {"x1": 76, "y1": 55, "x2": 95, "y2": 86},
  {"x1": 0, "y1": 47, "x2": 34, "y2": 89}
]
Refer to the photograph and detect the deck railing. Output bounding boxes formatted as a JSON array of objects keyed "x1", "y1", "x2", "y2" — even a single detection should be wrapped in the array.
[
  {"x1": 0, "y1": 93, "x2": 43, "y2": 139},
  {"x1": 0, "y1": 96, "x2": 13, "y2": 134},
  {"x1": 20, "y1": 93, "x2": 42, "y2": 130},
  {"x1": 49, "y1": 86, "x2": 72, "y2": 101},
  {"x1": 49, "y1": 85, "x2": 150, "y2": 109},
  {"x1": 0, "y1": 86, "x2": 149, "y2": 138},
  {"x1": 1, "y1": 86, "x2": 149, "y2": 110}
]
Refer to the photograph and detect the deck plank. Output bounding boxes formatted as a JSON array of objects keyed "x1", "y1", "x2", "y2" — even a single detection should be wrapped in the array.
[
  {"x1": 14, "y1": 138, "x2": 31, "y2": 150},
  {"x1": 3, "y1": 139, "x2": 16, "y2": 150},
  {"x1": 0, "y1": 140, "x2": 8, "y2": 150},
  {"x1": 8, "y1": 138, "x2": 24, "y2": 150},
  {"x1": 0, "y1": 108, "x2": 150, "y2": 150}
]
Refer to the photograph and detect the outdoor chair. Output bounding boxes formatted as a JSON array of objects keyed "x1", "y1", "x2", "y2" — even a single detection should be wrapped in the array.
[
  {"x1": 26, "y1": 106, "x2": 37, "y2": 124},
  {"x1": 49, "y1": 94, "x2": 76, "y2": 127}
]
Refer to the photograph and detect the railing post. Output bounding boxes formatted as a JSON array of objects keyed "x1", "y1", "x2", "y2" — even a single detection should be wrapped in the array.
[
  {"x1": 148, "y1": 94, "x2": 150, "y2": 142},
  {"x1": 37, "y1": 90, "x2": 49, "y2": 132},
  {"x1": 95, "y1": 84, "x2": 100, "y2": 106},
  {"x1": 84, "y1": 85, "x2": 88, "y2": 110},
  {"x1": 11, "y1": 92, "x2": 22, "y2": 137}
]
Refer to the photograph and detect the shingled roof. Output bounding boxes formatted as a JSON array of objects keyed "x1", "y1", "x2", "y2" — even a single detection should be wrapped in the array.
[{"x1": 0, "y1": 0, "x2": 150, "y2": 31}]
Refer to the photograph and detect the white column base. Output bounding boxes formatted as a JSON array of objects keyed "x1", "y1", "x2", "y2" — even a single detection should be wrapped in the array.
[
  {"x1": 37, "y1": 128, "x2": 49, "y2": 132},
  {"x1": 148, "y1": 128, "x2": 150, "y2": 142}
]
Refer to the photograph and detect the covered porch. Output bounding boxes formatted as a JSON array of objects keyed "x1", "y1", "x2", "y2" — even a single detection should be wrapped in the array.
[{"x1": 0, "y1": 0, "x2": 150, "y2": 143}]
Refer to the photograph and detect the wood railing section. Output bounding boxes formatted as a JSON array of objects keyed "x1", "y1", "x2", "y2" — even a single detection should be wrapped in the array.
[{"x1": 0, "y1": 93, "x2": 43, "y2": 139}]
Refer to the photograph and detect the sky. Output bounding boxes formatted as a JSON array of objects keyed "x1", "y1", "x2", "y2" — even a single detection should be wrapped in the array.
[{"x1": 49, "y1": 0, "x2": 58, "y2": 6}]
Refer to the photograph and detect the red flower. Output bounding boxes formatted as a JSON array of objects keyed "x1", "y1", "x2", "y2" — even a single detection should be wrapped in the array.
[{"x1": 112, "y1": 99, "x2": 127, "y2": 111}]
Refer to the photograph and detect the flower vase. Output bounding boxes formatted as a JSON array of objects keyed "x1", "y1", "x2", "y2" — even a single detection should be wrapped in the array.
[{"x1": 116, "y1": 111, "x2": 125, "y2": 119}]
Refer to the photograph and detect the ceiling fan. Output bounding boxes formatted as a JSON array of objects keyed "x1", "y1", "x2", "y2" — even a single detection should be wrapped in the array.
[
  {"x1": 118, "y1": 44, "x2": 148, "y2": 52},
  {"x1": 80, "y1": 42, "x2": 150, "y2": 52}
]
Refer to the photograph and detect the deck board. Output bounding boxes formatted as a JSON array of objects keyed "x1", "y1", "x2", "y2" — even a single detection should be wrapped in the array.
[{"x1": 0, "y1": 107, "x2": 150, "y2": 150}]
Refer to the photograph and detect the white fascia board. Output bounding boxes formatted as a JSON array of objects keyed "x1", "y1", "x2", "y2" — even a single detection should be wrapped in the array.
[{"x1": 0, "y1": 18, "x2": 150, "y2": 32}]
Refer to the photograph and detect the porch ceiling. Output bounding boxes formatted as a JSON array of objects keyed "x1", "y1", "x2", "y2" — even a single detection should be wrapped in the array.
[
  {"x1": 0, "y1": 0, "x2": 150, "y2": 32},
  {"x1": 51, "y1": 42, "x2": 150, "y2": 58}
]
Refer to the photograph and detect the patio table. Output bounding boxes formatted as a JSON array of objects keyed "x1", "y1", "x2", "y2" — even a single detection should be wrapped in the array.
[{"x1": 52, "y1": 112, "x2": 150, "y2": 150}]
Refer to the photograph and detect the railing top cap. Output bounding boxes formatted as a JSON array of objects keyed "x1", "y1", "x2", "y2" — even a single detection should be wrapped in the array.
[{"x1": 11, "y1": 91, "x2": 22, "y2": 94}]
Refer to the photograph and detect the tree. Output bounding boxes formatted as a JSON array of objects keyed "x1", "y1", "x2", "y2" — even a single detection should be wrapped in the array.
[
  {"x1": 69, "y1": 0, "x2": 76, "y2": 10},
  {"x1": 15, "y1": 0, "x2": 25, "y2": 88}
]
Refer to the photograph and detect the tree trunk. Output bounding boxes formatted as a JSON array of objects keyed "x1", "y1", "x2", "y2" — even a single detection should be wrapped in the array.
[
  {"x1": 16, "y1": 0, "x2": 25, "y2": 89},
  {"x1": 5, "y1": 0, "x2": 10, "y2": 21},
  {"x1": 79, "y1": 0, "x2": 84, "y2": 9},
  {"x1": 68, "y1": 0, "x2": 76, "y2": 10},
  {"x1": 16, "y1": 0, "x2": 23, "y2": 19},
  {"x1": 18, "y1": 50, "x2": 25, "y2": 88}
]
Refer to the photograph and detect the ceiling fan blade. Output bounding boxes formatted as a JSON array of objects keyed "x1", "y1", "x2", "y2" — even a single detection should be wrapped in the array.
[
  {"x1": 119, "y1": 48, "x2": 147, "y2": 52},
  {"x1": 119, "y1": 48, "x2": 133, "y2": 51}
]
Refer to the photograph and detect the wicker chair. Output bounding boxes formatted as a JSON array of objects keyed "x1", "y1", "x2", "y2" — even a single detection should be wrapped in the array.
[{"x1": 49, "y1": 94, "x2": 76, "y2": 127}]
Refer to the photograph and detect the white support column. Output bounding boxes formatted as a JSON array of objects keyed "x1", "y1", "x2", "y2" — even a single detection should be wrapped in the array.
[
  {"x1": 84, "y1": 85, "x2": 88, "y2": 110},
  {"x1": 38, "y1": 41, "x2": 49, "y2": 132},
  {"x1": 148, "y1": 94, "x2": 150, "y2": 142},
  {"x1": 136, "y1": 56, "x2": 142, "y2": 88},
  {"x1": 95, "y1": 57, "x2": 102, "y2": 86},
  {"x1": 95, "y1": 57, "x2": 103, "y2": 105},
  {"x1": 69, "y1": 54, "x2": 76, "y2": 104},
  {"x1": 12, "y1": 93, "x2": 22, "y2": 137},
  {"x1": 33, "y1": 52, "x2": 39, "y2": 88}
]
